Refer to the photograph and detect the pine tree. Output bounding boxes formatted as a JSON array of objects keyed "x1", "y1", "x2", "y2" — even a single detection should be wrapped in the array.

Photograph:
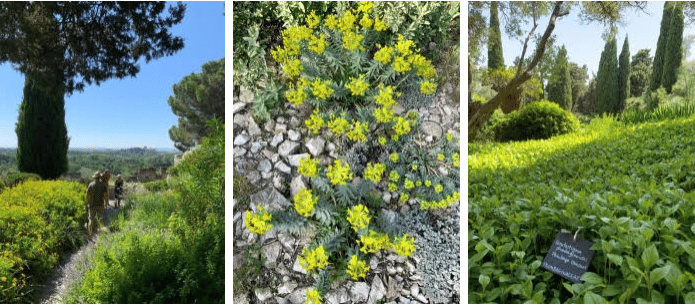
[
  {"x1": 662, "y1": 2, "x2": 684, "y2": 93},
  {"x1": 618, "y1": 36, "x2": 631, "y2": 113},
  {"x1": 546, "y1": 45, "x2": 573, "y2": 110},
  {"x1": 15, "y1": 74, "x2": 69, "y2": 179},
  {"x1": 596, "y1": 37, "x2": 619, "y2": 114},
  {"x1": 650, "y1": 2, "x2": 674, "y2": 92},
  {"x1": 487, "y1": 1, "x2": 505, "y2": 71}
]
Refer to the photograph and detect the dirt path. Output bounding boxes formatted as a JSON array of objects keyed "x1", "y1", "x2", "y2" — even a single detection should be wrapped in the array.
[{"x1": 33, "y1": 199, "x2": 121, "y2": 304}]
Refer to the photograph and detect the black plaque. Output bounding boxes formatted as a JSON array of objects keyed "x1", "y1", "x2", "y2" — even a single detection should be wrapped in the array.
[{"x1": 541, "y1": 231, "x2": 594, "y2": 283}]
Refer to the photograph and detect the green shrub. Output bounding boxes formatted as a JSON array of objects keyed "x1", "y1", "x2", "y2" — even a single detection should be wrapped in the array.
[
  {"x1": 142, "y1": 179, "x2": 169, "y2": 193},
  {"x1": 645, "y1": 87, "x2": 668, "y2": 110},
  {"x1": 493, "y1": 100, "x2": 579, "y2": 142},
  {"x1": 625, "y1": 96, "x2": 647, "y2": 110},
  {"x1": 0, "y1": 172, "x2": 41, "y2": 192}
]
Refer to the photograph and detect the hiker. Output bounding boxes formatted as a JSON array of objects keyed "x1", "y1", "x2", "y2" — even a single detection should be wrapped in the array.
[
  {"x1": 114, "y1": 174, "x2": 124, "y2": 208},
  {"x1": 100, "y1": 170, "x2": 112, "y2": 207},
  {"x1": 85, "y1": 171, "x2": 108, "y2": 237}
]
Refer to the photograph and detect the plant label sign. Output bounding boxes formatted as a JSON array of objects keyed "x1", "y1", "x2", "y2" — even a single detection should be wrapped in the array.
[{"x1": 541, "y1": 231, "x2": 594, "y2": 283}]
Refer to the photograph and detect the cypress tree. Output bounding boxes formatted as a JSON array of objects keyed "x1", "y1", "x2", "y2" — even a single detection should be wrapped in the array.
[
  {"x1": 15, "y1": 74, "x2": 69, "y2": 179},
  {"x1": 596, "y1": 37, "x2": 619, "y2": 114},
  {"x1": 650, "y1": 2, "x2": 674, "y2": 92},
  {"x1": 488, "y1": 1, "x2": 505, "y2": 71},
  {"x1": 618, "y1": 36, "x2": 631, "y2": 112},
  {"x1": 662, "y1": 2, "x2": 684, "y2": 93},
  {"x1": 546, "y1": 45, "x2": 573, "y2": 110}
]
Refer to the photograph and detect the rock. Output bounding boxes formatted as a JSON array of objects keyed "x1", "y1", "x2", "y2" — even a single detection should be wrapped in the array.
[
  {"x1": 421, "y1": 121, "x2": 443, "y2": 140},
  {"x1": 319, "y1": 155, "x2": 333, "y2": 166},
  {"x1": 278, "y1": 233, "x2": 296, "y2": 252},
  {"x1": 246, "y1": 170, "x2": 261, "y2": 185},
  {"x1": 370, "y1": 256, "x2": 380, "y2": 270},
  {"x1": 400, "y1": 289, "x2": 411, "y2": 296},
  {"x1": 255, "y1": 287, "x2": 272, "y2": 302},
  {"x1": 262, "y1": 242, "x2": 282, "y2": 268},
  {"x1": 234, "y1": 134, "x2": 250, "y2": 146},
  {"x1": 234, "y1": 293, "x2": 249, "y2": 304},
  {"x1": 277, "y1": 116, "x2": 287, "y2": 124},
  {"x1": 288, "y1": 153, "x2": 310, "y2": 167},
  {"x1": 275, "y1": 161, "x2": 292, "y2": 175},
  {"x1": 258, "y1": 159, "x2": 272, "y2": 174},
  {"x1": 288, "y1": 286, "x2": 310, "y2": 304},
  {"x1": 410, "y1": 284, "x2": 419, "y2": 298},
  {"x1": 276, "y1": 296, "x2": 289, "y2": 304},
  {"x1": 438, "y1": 166, "x2": 448, "y2": 176},
  {"x1": 264, "y1": 120, "x2": 275, "y2": 133},
  {"x1": 383, "y1": 192, "x2": 392, "y2": 204},
  {"x1": 293, "y1": 257, "x2": 307, "y2": 274},
  {"x1": 270, "y1": 134, "x2": 284, "y2": 147},
  {"x1": 247, "y1": 117, "x2": 262, "y2": 137},
  {"x1": 393, "y1": 104, "x2": 405, "y2": 115},
  {"x1": 349, "y1": 282, "x2": 370, "y2": 303},
  {"x1": 406, "y1": 261, "x2": 416, "y2": 273},
  {"x1": 306, "y1": 137, "x2": 326, "y2": 157},
  {"x1": 288, "y1": 129, "x2": 301, "y2": 141},
  {"x1": 290, "y1": 116, "x2": 300, "y2": 128},
  {"x1": 275, "y1": 123, "x2": 288, "y2": 134},
  {"x1": 239, "y1": 86, "x2": 254, "y2": 103},
  {"x1": 251, "y1": 187, "x2": 292, "y2": 210},
  {"x1": 250, "y1": 142, "x2": 263, "y2": 154},
  {"x1": 278, "y1": 141, "x2": 300, "y2": 157},
  {"x1": 325, "y1": 287, "x2": 349, "y2": 304},
  {"x1": 400, "y1": 204, "x2": 410, "y2": 214},
  {"x1": 273, "y1": 174, "x2": 287, "y2": 192},
  {"x1": 415, "y1": 294, "x2": 428, "y2": 304},
  {"x1": 234, "y1": 147, "x2": 247, "y2": 158},
  {"x1": 368, "y1": 275, "x2": 387, "y2": 304},
  {"x1": 397, "y1": 296, "x2": 411, "y2": 304},
  {"x1": 290, "y1": 175, "x2": 307, "y2": 199},
  {"x1": 278, "y1": 281, "x2": 298, "y2": 295}
]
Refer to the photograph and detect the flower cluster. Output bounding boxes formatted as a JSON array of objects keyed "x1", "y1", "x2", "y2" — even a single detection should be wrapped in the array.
[
  {"x1": 326, "y1": 159, "x2": 353, "y2": 185},
  {"x1": 347, "y1": 204, "x2": 370, "y2": 232},
  {"x1": 364, "y1": 162, "x2": 386, "y2": 183},
  {"x1": 305, "y1": 109, "x2": 325, "y2": 134},
  {"x1": 298, "y1": 245, "x2": 329, "y2": 272},
  {"x1": 345, "y1": 75, "x2": 370, "y2": 96},
  {"x1": 328, "y1": 113, "x2": 350, "y2": 135},
  {"x1": 306, "y1": 288, "x2": 323, "y2": 304},
  {"x1": 389, "y1": 153, "x2": 399, "y2": 163},
  {"x1": 298, "y1": 155, "x2": 320, "y2": 178},
  {"x1": 294, "y1": 188, "x2": 318, "y2": 217},
  {"x1": 392, "y1": 234, "x2": 416, "y2": 257},
  {"x1": 346, "y1": 120, "x2": 368, "y2": 142},
  {"x1": 244, "y1": 206, "x2": 272, "y2": 235},
  {"x1": 420, "y1": 191, "x2": 460, "y2": 210},
  {"x1": 311, "y1": 78, "x2": 334, "y2": 100},
  {"x1": 359, "y1": 230, "x2": 392, "y2": 254},
  {"x1": 346, "y1": 255, "x2": 370, "y2": 280}
]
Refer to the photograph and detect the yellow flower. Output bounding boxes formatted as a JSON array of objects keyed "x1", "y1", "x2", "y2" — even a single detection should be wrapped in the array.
[
  {"x1": 395, "y1": 35, "x2": 415, "y2": 56},
  {"x1": 299, "y1": 245, "x2": 329, "y2": 272},
  {"x1": 328, "y1": 114, "x2": 350, "y2": 135},
  {"x1": 305, "y1": 109, "x2": 325, "y2": 134},
  {"x1": 392, "y1": 116, "x2": 411, "y2": 136},
  {"x1": 359, "y1": 230, "x2": 392, "y2": 254},
  {"x1": 311, "y1": 78, "x2": 334, "y2": 100},
  {"x1": 294, "y1": 188, "x2": 318, "y2": 217},
  {"x1": 338, "y1": 10, "x2": 357, "y2": 33},
  {"x1": 446, "y1": 132, "x2": 454, "y2": 142},
  {"x1": 245, "y1": 206, "x2": 273, "y2": 235},
  {"x1": 389, "y1": 153, "x2": 399, "y2": 163},
  {"x1": 357, "y1": 1, "x2": 374, "y2": 14},
  {"x1": 408, "y1": 54, "x2": 437, "y2": 78},
  {"x1": 359, "y1": 14, "x2": 373, "y2": 29},
  {"x1": 452, "y1": 153, "x2": 460, "y2": 167},
  {"x1": 283, "y1": 58, "x2": 303, "y2": 78},
  {"x1": 399, "y1": 193, "x2": 410, "y2": 203},
  {"x1": 374, "y1": 45, "x2": 394, "y2": 65},
  {"x1": 374, "y1": 106, "x2": 394, "y2": 123},
  {"x1": 375, "y1": 84, "x2": 397, "y2": 107},
  {"x1": 411, "y1": 164, "x2": 418, "y2": 171},
  {"x1": 326, "y1": 159, "x2": 353, "y2": 185},
  {"x1": 271, "y1": 47, "x2": 288, "y2": 63},
  {"x1": 420, "y1": 80, "x2": 437, "y2": 95},
  {"x1": 425, "y1": 180, "x2": 432, "y2": 187},
  {"x1": 404, "y1": 179, "x2": 414, "y2": 190},
  {"x1": 306, "y1": 288, "x2": 323, "y2": 304},
  {"x1": 345, "y1": 75, "x2": 370, "y2": 96},
  {"x1": 388, "y1": 183, "x2": 397, "y2": 192},
  {"x1": 364, "y1": 162, "x2": 386, "y2": 183},
  {"x1": 393, "y1": 56, "x2": 411, "y2": 73},
  {"x1": 435, "y1": 184, "x2": 443, "y2": 193},
  {"x1": 342, "y1": 31, "x2": 364, "y2": 51},
  {"x1": 309, "y1": 34, "x2": 328, "y2": 55},
  {"x1": 347, "y1": 204, "x2": 370, "y2": 232},
  {"x1": 347, "y1": 255, "x2": 370, "y2": 280},
  {"x1": 389, "y1": 170, "x2": 400, "y2": 182},
  {"x1": 374, "y1": 17, "x2": 389, "y2": 31},
  {"x1": 437, "y1": 153, "x2": 445, "y2": 161},
  {"x1": 346, "y1": 120, "x2": 368, "y2": 142},
  {"x1": 378, "y1": 136, "x2": 387, "y2": 146},
  {"x1": 416, "y1": 180, "x2": 422, "y2": 187},
  {"x1": 393, "y1": 234, "x2": 416, "y2": 257},
  {"x1": 325, "y1": 15, "x2": 338, "y2": 29},
  {"x1": 307, "y1": 11, "x2": 321, "y2": 29},
  {"x1": 286, "y1": 87, "x2": 308, "y2": 106},
  {"x1": 298, "y1": 155, "x2": 320, "y2": 178}
]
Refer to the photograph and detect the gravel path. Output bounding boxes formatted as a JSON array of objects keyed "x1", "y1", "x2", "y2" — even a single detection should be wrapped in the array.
[{"x1": 33, "y1": 200, "x2": 121, "y2": 304}]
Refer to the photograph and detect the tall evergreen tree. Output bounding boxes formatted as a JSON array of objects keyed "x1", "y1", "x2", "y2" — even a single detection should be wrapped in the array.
[
  {"x1": 487, "y1": 1, "x2": 505, "y2": 71},
  {"x1": 618, "y1": 36, "x2": 631, "y2": 112},
  {"x1": 650, "y1": 2, "x2": 674, "y2": 92},
  {"x1": 596, "y1": 36, "x2": 619, "y2": 114},
  {"x1": 569, "y1": 62, "x2": 589, "y2": 110},
  {"x1": 546, "y1": 45, "x2": 573, "y2": 110},
  {"x1": 662, "y1": 2, "x2": 684, "y2": 93},
  {"x1": 630, "y1": 49, "x2": 653, "y2": 97},
  {"x1": 15, "y1": 74, "x2": 69, "y2": 179}
]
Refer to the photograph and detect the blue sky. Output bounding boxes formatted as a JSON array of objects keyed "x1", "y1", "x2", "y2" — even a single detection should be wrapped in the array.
[
  {"x1": 491, "y1": 2, "x2": 694, "y2": 78},
  {"x1": 0, "y1": 1, "x2": 225, "y2": 150}
]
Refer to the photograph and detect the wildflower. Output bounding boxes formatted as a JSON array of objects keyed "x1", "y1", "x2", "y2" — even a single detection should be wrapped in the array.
[
  {"x1": 305, "y1": 109, "x2": 325, "y2": 134},
  {"x1": 388, "y1": 183, "x2": 397, "y2": 192},
  {"x1": 326, "y1": 159, "x2": 353, "y2": 185},
  {"x1": 311, "y1": 78, "x2": 334, "y2": 100},
  {"x1": 404, "y1": 179, "x2": 414, "y2": 190},
  {"x1": 435, "y1": 184, "x2": 443, "y2": 193},
  {"x1": 346, "y1": 255, "x2": 370, "y2": 280},
  {"x1": 395, "y1": 35, "x2": 415, "y2": 56},
  {"x1": 286, "y1": 87, "x2": 308, "y2": 106},
  {"x1": 345, "y1": 75, "x2": 370, "y2": 96},
  {"x1": 389, "y1": 153, "x2": 399, "y2": 163},
  {"x1": 373, "y1": 17, "x2": 389, "y2": 31},
  {"x1": 328, "y1": 114, "x2": 350, "y2": 135},
  {"x1": 346, "y1": 120, "x2": 368, "y2": 142},
  {"x1": 306, "y1": 288, "x2": 323, "y2": 304},
  {"x1": 325, "y1": 15, "x2": 338, "y2": 29},
  {"x1": 347, "y1": 204, "x2": 370, "y2": 232},
  {"x1": 307, "y1": 11, "x2": 321, "y2": 29},
  {"x1": 391, "y1": 134, "x2": 400, "y2": 142},
  {"x1": 374, "y1": 45, "x2": 394, "y2": 65},
  {"x1": 374, "y1": 107, "x2": 394, "y2": 123},
  {"x1": 411, "y1": 164, "x2": 418, "y2": 171},
  {"x1": 446, "y1": 132, "x2": 454, "y2": 142},
  {"x1": 309, "y1": 34, "x2": 328, "y2": 55},
  {"x1": 283, "y1": 58, "x2": 303, "y2": 78},
  {"x1": 392, "y1": 116, "x2": 411, "y2": 136},
  {"x1": 298, "y1": 155, "x2": 320, "y2": 178},
  {"x1": 338, "y1": 10, "x2": 357, "y2": 33},
  {"x1": 298, "y1": 245, "x2": 329, "y2": 272},
  {"x1": 399, "y1": 193, "x2": 410, "y2": 203},
  {"x1": 271, "y1": 47, "x2": 288, "y2": 63},
  {"x1": 378, "y1": 136, "x2": 387, "y2": 146},
  {"x1": 452, "y1": 153, "x2": 460, "y2": 167},
  {"x1": 298, "y1": 77, "x2": 311, "y2": 89},
  {"x1": 245, "y1": 206, "x2": 273, "y2": 235},
  {"x1": 425, "y1": 180, "x2": 432, "y2": 187},
  {"x1": 409, "y1": 54, "x2": 437, "y2": 78},
  {"x1": 437, "y1": 153, "x2": 445, "y2": 161},
  {"x1": 359, "y1": 230, "x2": 392, "y2": 254},
  {"x1": 294, "y1": 188, "x2": 318, "y2": 217},
  {"x1": 364, "y1": 162, "x2": 386, "y2": 183},
  {"x1": 392, "y1": 56, "x2": 411, "y2": 73},
  {"x1": 389, "y1": 170, "x2": 400, "y2": 182},
  {"x1": 393, "y1": 234, "x2": 416, "y2": 257},
  {"x1": 342, "y1": 31, "x2": 364, "y2": 51},
  {"x1": 357, "y1": 1, "x2": 374, "y2": 14},
  {"x1": 407, "y1": 111, "x2": 418, "y2": 120},
  {"x1": 359, "y1": 14, "x2": 373, "y2": 29},
  {"x1": 420, "y1": 80, "x2": 437, "y2": 95},
  {"x1": 416, "y1": 180, "x2": 422, "y2": 187},
  {"x1": 375, "y1": 84, "x2": 397, "y2": 107}
]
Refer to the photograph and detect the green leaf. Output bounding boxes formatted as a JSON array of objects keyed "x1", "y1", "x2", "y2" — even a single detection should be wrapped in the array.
[
  {"x1": 649, "y1": 265, "x2": 670, "y2": 285},
  {"x1": 479, "y1": 274, "x2": 490, "y2": 288},
  {"x1": 530, "y1": 259, "x2": 542, "y2": 270},
  {"x1": 607, "y1": 253, "x2": 623, "y2": 266},
  {"x1": 584, "y1": 291, "x2": 605, "y2": 304},
  {"x1": 691, "y1": 222, "x2": 695, "y2": 235},
  {"x1": 563, "y1": 282, "x2": 575, "y2": 296},
  {"x1": 684, "y1": 292, "x2": 695, "y2": 304},
  {"x1": 581, "y1": 272, "x2": 604, "y2": 285},
  {"x1": 601, "y1": 284, "x2": 623, "y2": 297},
  {"x1": 641, "y1": 244, "x2": 658, "y2": 270}
]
